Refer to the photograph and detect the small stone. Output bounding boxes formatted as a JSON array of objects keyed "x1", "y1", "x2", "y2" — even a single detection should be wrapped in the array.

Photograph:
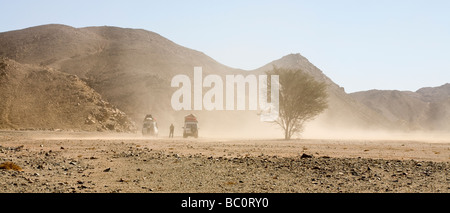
[{"x1": 300, "y1": 153, "x2": 313, "y2": 159}]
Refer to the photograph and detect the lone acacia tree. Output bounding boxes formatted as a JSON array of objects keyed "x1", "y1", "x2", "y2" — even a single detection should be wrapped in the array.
[{"x1": 267, "y1": 67, "x2": 328, "y2": 140}]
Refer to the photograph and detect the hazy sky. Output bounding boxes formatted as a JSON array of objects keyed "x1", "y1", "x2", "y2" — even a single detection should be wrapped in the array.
[{"x1": 1, "y1": 0, "x2": 449, "y2": 93}]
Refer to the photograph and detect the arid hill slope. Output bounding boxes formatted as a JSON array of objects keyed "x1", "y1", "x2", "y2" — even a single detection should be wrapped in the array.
[
  {"x1": 0, "y1": 57, "x2": 135, "y2": 132},
  {"x1": 0, "y1": 24, "x2": 242, "y2": 126},
  {"x1": 350, "y1": 84, "x2": 450, "y2": 131}
]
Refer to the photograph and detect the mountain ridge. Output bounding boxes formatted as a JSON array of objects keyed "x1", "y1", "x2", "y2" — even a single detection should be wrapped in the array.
[
  {"x1": 1, "y1": 24, "x2": 447, "y2": 135},
  {"x1": 350, "y1": 84, "x2": 450, "y2": 131}
]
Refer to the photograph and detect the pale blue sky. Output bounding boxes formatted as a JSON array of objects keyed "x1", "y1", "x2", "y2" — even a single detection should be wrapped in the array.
[{"x1": 1, "y1": 0, "x2": 449, "y2": 92}]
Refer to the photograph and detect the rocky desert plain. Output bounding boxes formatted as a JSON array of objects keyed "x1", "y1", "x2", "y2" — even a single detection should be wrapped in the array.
[{"x1": 0, "y1": 131, "x2": 448, "y2": 193}]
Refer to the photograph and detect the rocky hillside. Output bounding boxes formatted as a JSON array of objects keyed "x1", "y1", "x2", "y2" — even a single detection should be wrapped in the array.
[
  {"x1": 0, "y1": 57, "x2": 135, "y2": 132},
  {"x1": 350, "y1": 84, "x2": 450, "y2": 131},
  {"x1": 0, "y1": 24, "x2": 243, "y2": 132}
]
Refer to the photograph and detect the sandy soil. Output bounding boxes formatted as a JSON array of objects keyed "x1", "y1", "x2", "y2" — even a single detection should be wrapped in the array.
[{"x1": 0, "y1": 131, "x2": 448, "y2": 193}]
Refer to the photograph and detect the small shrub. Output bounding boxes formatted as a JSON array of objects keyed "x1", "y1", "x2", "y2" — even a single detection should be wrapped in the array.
[{"x1": 0, "y1": 162, "x2": 23, "y2": 171}]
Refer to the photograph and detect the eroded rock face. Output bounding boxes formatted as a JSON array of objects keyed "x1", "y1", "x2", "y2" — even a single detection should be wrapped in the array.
[{"x1": 0, "y1": 57, "x2": 136, "y2": 132}]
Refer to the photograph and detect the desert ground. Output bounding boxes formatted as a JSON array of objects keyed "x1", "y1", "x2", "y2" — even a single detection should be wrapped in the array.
[{"x1": 0, "y1": 131, "x2": 448, "y2": 193}]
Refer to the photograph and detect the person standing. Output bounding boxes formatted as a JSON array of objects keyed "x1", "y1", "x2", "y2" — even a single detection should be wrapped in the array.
[{"x1": 169, "y1": 124, "x2": 174, "y2": 138}]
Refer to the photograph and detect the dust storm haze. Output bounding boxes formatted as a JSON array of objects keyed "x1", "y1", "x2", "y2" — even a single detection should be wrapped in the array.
[{"x1": 0, "y1": 25, "x2": 448, "y2": 141}]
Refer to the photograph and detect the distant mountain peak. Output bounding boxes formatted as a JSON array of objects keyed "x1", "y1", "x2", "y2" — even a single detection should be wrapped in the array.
[{"x1": 270, "y1": 53, "x2": 310, "y2": 67}]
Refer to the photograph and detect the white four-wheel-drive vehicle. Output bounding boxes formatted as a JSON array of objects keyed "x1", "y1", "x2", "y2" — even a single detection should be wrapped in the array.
[{"x1": 142, "y1": 114, "x2": 158, "y2": 137}]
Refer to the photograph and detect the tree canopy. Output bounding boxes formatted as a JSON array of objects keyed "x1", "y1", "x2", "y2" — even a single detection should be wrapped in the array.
[{"x1": 267, "y1": 67, "x2": 328, "y2": 139}]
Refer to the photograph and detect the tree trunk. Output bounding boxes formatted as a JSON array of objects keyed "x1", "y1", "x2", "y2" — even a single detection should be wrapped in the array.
[
  {"x1": 284, "y1": 119, "x2": 292, "y2": 140},
  {"x1": 284, "y1": 122, "x2": 291, "y2": 140},
  {"x1": 284, "y1": 129, "x2": 289, "y2": 140}
]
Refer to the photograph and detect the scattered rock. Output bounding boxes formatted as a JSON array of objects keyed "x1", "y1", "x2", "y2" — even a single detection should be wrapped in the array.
[
  {"x1": 0, "y1": 131, "x2": 448, "y2": 193},
  {"x1": 118, "y1": 178, "x2": 128, "y2": 183},
  {"x1": 0, "y1": 145, "x2": 24, "y2": 152},
  {"x1": 300, "y1": 153, "x2": 313, "y2": 159}
]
